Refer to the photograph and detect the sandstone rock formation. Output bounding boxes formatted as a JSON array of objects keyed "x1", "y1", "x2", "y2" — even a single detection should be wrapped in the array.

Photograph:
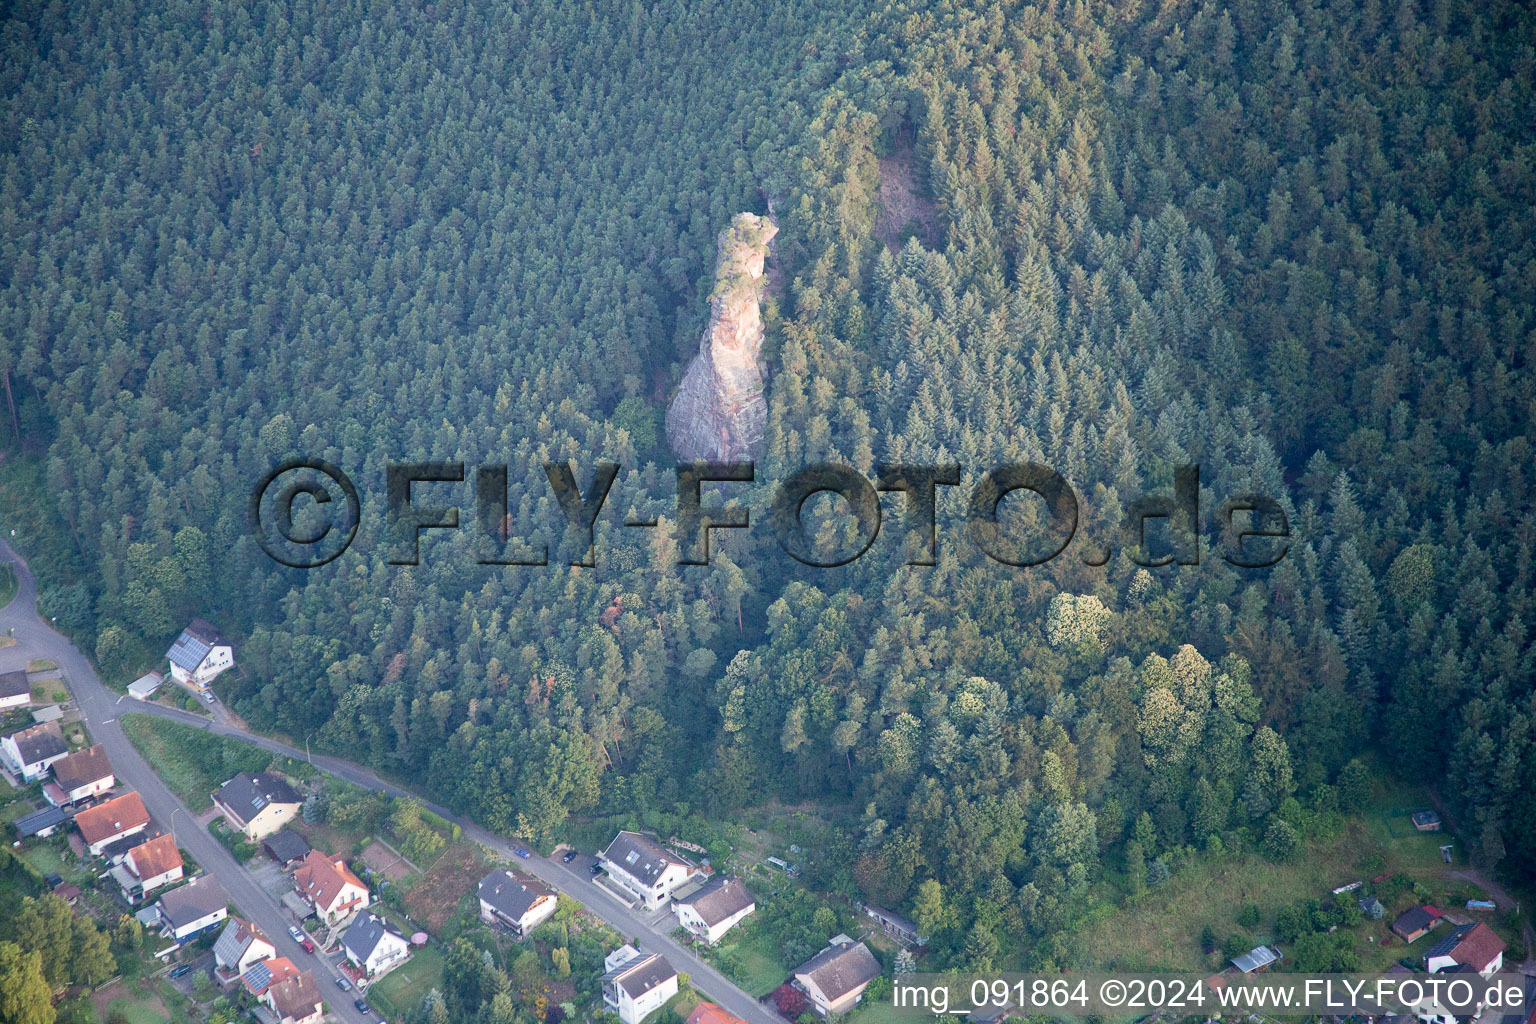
[{"x1": 665, "y1": 212, "x2": 778, "y2": 463}]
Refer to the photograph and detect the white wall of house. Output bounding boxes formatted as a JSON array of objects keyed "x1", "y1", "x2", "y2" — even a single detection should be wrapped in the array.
[
  {"x1": 1, "y1": 739, "x2": 67, "y2": 781},
  {"x1": 614, "y1": 975, "x2": 678, "y2": 1024},
  {"x1": 1427, "y1": 950, "x2": 1501, "y2": 977},
  {"x1": 604, "y1": 860, "x2": 692, "y2": 910},
  {"x1": 0, "y1": 692, "x2": 27, "y2": 712},
  {"x1": 87, "y1": 821, "x2": 148, "y2": 857},
  {"x1": 674, "y1": 901, "x2": 755, "y2": 944},
  {"x1": 62, "y1": 776, "x2": 115, "y2": 804}
]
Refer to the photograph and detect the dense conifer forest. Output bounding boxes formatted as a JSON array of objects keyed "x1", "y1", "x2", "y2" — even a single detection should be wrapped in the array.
[{"x1": 3, "y1": 0, "x2": 1534, "y2": 977}]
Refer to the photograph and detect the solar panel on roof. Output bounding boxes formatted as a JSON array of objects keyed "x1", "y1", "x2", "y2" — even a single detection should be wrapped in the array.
[
  {"x1": 168, "y1": 633, "x2": 212, "y2": 671},
  {"x1": 245, "y1": 961, "x2": 273, "y2": 988}
]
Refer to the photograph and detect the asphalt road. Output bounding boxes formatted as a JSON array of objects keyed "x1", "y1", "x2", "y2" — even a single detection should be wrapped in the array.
[
  {"x1": 0, "y1": 538, "x2": 374, "y2": 1024},
  {"x1": 0, "y1": 537, "x2": 784, "y2": 1024}
]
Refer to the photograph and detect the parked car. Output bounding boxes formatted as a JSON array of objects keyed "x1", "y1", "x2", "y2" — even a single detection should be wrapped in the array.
[
  {"x1": 288, "y1": 925, "x2": 305, "y2": 942},
  {"x1": 300, "y1": 939, "x2": 317, "y2": 953},
  {"x1": 203, "y1": 691, "x2": 215, "y2": 703},
  {"x1": 590, "y1": 861, "x2": 603, "y2": 874},
  {"x1": 355, "y1": 998, "x2": 371, "y2": 1012},
  {"x1": 336, "y1": 976, "x2": 352, "y2": 991},
  {"x1": 168, "y1": 962, "x2": 196, "y2": 978},
  {"x1": 561, "y1": 849, "x2": 578, "y2": 863},
  {"x1": 514, "y1": 847, "x2": 531, "y2": 859}
]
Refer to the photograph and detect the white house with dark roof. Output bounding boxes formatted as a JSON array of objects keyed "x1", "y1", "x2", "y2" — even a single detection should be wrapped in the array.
[
  {"x1": 213, "y1": 916, "x2": 276, "y2": 984},
  {"x1": 0, "y1": 669, "x2": 29, "y2": 711},
  {"x1": 212, "y1": 771, "x2": 302, "y2": 840},
  {"x1": 673, "y1": 876, "x2": 755, "y2": 944},
  {"x1": 156, "y1": 876, "x2": 229, "y2": 943},
  {"x1": 602, "y1": 946, "x2": 679, "y2": 1024},
  {"x1": 342, "y1": 912, "x2": 412, "y2": 978},
  {"x1": 478, "y1": 868, "x2": 559, "y2": 937},
  {"x1": 2, "y1": 720, "x2": 69, "y2": 781},
  {"x1": 599, "y1": 831, "x2": 696, "y2": 910},
  {"x1": 46, "y1": 744, "x2": 114, "y2": 807},
  {"x1": 1426, "y1": 922, "x2": 1506, "y2": 977},
  {"x1": 165, "y1": 618, "x2": 233, "y2": 690},
  {"x1": 792, "y1": 936, "x2": 882, "y2": 1016}
]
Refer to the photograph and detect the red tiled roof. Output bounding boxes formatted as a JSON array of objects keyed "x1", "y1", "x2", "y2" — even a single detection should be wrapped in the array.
[
  {"x1": 1423, "y1": 905, "x2": 1444, "y2": 918},
  {"x1": 293, "y1": 850, "x2": 366, "y2": 913},
  {"x1": 687, "y1": 1003, "x2": 751, "y2": 1024},
  {"x1": 1444, "y1": 922, "x2": 1506, "y2": 972},
  {"x1": 126, "y1": 833, "x2": 183, "y2": 879},
  {"x1": 74, "y1": 792, "x2": 149, "y2": 845}
]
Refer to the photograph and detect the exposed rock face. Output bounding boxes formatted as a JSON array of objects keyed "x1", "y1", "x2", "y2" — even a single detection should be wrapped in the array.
[{"x1": 666, "y1": 212, "x2": 778, "y2": 463}]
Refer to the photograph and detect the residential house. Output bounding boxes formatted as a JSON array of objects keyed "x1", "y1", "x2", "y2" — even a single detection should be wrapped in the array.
[
  {"x1": 292, "y1": 849, "x2": 369, "y2": 927},
  {"x1": 114, "y1": 833, "x2": 184, "y2": 901},
  {"x1": 1427, "y1": 922, "x2": 1507, "y2": 977},
  {"x1": 212, "y1": 771, "x2": 303, "y2": 841},
  {"x1": 1394, "y1": 907, "x2": 1442, "y2": 944},
  {"x1": 1, "y1": 720, "x2": 69, "y2": 781},
  {"x1": 600, "y1": 831, "x2": 696, "y2": 910},
  {"x1": 46, "y1": 744, "x2": 114, "y2": 807},
  {"x1": 127, "y1": 670, "x2": 164, "y2": 700},
  {"x1": 1232, "y1": 945, "x2": 1283, "y2": 973},
  {"x1": 74, "y1": 791, "x2": 151, "y2": 856},
  {"x1": 12, "y1": 805, "x2": 67, "y2": 839},
  {"x1": 0, "y1": 669, "x2": 28, "y2": 711},
  {"x1": 265, "y1": 969, "x2": 325, "y2": 1024},
  {"x1": 860, "y1": 904, "x2": 927, "y2": 947},
  {"x1": 686, "y1": 1004, "x2": 750, "y2": 1024},
  {"x1": 792, "y1": 936, "x2": 882, "y2": 1016},
  {"x1": 165, "y1": 619, "x2": 234, "y2": 690},
  {"x1": 261, "y1": 829, "x2": 311, "y2": 868},
  {"x1": 478, "y1": 869, "x2": 559, "y2": 938},
  {"x1": 602, "y1": 946, "x2": 679, "y2": 1024},
  {"x1": 214, "y1": 917, "x2": 276, "y2": 985},
  {"x1": 343, "y1": 912, "x2": 412, "y2": 979},
  {"x1": 242, "y1": 956, "x2": 301, "y2": 999},
  {"x1": 673, "y1": 876, "x2": 755, "y2": 944},
  {"x1": 156, "y1": 877, "x2": 229, "y2": 943}
]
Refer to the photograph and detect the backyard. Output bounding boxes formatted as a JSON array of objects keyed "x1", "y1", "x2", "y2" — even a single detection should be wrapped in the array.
[
  {"x1": 404, "y1": 841, "x2": 490, "y2": 935},
  {"x1": 368, "y1": 942, "x2": 444, "y2": 1020}
]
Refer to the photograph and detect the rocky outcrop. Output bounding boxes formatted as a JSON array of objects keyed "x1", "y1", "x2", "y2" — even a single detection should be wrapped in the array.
[{"x1": 665, "y1": 212, "x2": 778, "y2": 463}]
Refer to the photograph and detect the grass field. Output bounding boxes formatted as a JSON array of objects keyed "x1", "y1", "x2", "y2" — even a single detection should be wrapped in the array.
[
  {"x1": 1075, "y1": 766, "x2": 1501, "y2": 973},
  {"x1": 0, "y1": 561, "x2": 16, "y2": 609},
  {"x1": 369, "y1": 943, "x2": 444, "y2": 1019},
  {"x1": 405, "y1": 842, "x2": 488, "y2": 934},
  {"x1": 19, "y1": 841, "x2": 93, "y2": 884},
  {"x1": 712, "y1": 927, "x2": 790, "y2": 996},
  {"x1": 120, "y1": 713, "x2": 310, "y2": 811}
]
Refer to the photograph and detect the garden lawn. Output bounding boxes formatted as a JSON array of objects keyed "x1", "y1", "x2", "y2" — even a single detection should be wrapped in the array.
[
  {"x1": 713, "y1": 929, "x2": 789, "y2": 997},
  {"x1": 369, "y1": 943, "x2": 444, "y2": 1019}
]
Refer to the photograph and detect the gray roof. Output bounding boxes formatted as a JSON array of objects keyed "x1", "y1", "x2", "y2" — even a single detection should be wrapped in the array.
[
  {"x1": 14, "y1": 805, "x2": 67, "y2": 837},
  {"x1": 157, "y1": 877, "x2": 228, "y2": 927},
  {"x1": 214, "y1": 917, "x2": 269, "y2": 966},
  {"x1": 603, "y1": 831, "x2": 690, "y2": 887},
  {"x1": 0, "y1": 669, "x2": 28, "y2": 700},
  {"x1": 261, "y1": 829, "x2": 310, "y2": 864},
  {"x1": 675, "y1": 876, "x2": 754, "y2": 927},
  {"x1": 5, "y1": 721, "x2": 67, "y2": 767},
  {"x1": 604, "y1": 952, "x2": 677, "y2": 998},
  {"x1": 167, "y1": 619, "x2": 223, "y2": 671},
  {"x1": 343, "y1": 913, "x2": 406, "y2": 962},
  {"x1": 53, "y1": 744, "x2": 112, "y2": 791},
  {"x1": 1426, "y1": 922, "x2": 1485, "y2": 960},
  {"x1": 479, "y1": 869, "x2": 554, "y2": 922},
  {"x1": 796, "y1": 940, "x2": 881, "y2": 1001},
  {"x1": 215, "y1": 772, "x2": 301, "y2": 825},
  {"x1": 1232, "y1": 945, "x2": 1281, "y2": 972},
  {"x1": 1394, "y1": 907, "x2": 1436, "y2": 934}
]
